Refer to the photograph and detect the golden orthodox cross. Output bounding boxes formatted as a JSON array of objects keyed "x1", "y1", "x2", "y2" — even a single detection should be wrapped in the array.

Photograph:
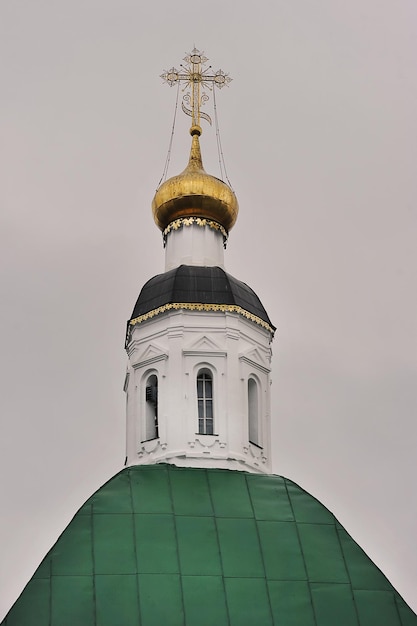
[{"x1": 161, "y1": 48, "x2": 231, "y2": 131}]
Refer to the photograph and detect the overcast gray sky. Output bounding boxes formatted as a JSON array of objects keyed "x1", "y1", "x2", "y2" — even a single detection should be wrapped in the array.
[{"x1": 1, "y1": 0, "x2": 416, "y2": 618}]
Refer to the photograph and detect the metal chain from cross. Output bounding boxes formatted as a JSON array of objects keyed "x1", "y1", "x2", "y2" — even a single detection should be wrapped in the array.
[{"x1": 161, "y1": 48, "x2": 232, "y2": 132}]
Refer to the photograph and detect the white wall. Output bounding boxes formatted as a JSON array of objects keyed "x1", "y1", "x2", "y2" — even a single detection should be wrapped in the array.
[
  {"x1": 125, "y1": 309, "x2": 274, "y2": 473},
  {"x1": 164, "y1": 222, "x2": 225, "y2": 270}
]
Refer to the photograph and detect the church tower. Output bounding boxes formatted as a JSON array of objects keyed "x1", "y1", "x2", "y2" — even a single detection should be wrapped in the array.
[
  {"x1": 2, "y1": 48, "x2": 416, "y2": 626},
  {"x1": 124, "y1": 49, "x2": 275, "y2": 473}
]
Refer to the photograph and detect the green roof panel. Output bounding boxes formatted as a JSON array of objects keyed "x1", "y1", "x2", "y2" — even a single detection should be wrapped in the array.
[
  {"x1": 286, "y1": 481, "x2": 334, "y2": 524},
  {"x1": 397, "y1": 598, "x2": 417, "y2": 626},
  {"x1": 268, "y1": 580, "x2": 315, "y2": 626},
  {"x1": 90, "y1": 470, "x2": 132, "y2": 514},
  {"x1": 208, "y1": 469, "x2": 253, "y2": 518},
  {"x1": 247, "y1": 474, "x2": 294, "y2": 521},
  {"x1": 176, "y1": 516, "x2": 222, "y2": 576},
  {"x1": 5, "y1": 579, "x2": 50, "y2": 626},
  {"x1": 130, "y1": 464, "x2": 172, "y2": 514},
  {"x1": 138, "y1": 573, "x2": 183, "y2": 626},
  {"x1": 225, "y1": 577, "x2": 273, "y2": 626},
  {"x1": 298, "y1": 523, "x2": 350, "y2": 583},
  {"x1": 182, "y1": 576, "x2": 228, "y2": 626},
  {"x1": 134, "y1": 513, "x2": 179, "y2": 573},
  {"x1": 354, "y1": 589, "x2": 402, "y2": 626},
  {"x1": 51, "y1": 575, "x2": 94, "y2": 626},
  {"x1": 337, "y1": 526, "x2": 393, "y2": 590},
  {"x1": 95, "y1": 575, "x2": 139, "y2": 626},
  {"x1": 258, "y1": 520, "x2": 307, "y2": 580},
  {"x1": 217, "y1": 517, "x2": 264, "y2": 578},
  {"x1": 93, "y1": 513, "x2": 136, "y2": 575},
  {"x1": 170, "y1": 468, "x2": 213, "y2": 516},
  {"x1": 2, "y1": 464, "x2": 416, "y2": 625},
  {"x1": 32, "y1": 556, "x2": 50, "y2": 580},
  {"x1": 311, "y1": 582, "x2": 359, "y2": 626},
  {"x1": 51, "y1": 513, "x2": 92, "y2": 576}
]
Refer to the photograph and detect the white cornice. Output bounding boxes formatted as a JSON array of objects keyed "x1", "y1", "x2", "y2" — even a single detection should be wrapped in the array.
[
  {"x1": 132, "y1": 353, "x2": 168, "y2": 369},
  {"x1": 239, "y1": 355, "x2": 270, "y2": 375},
  {"x1": 183, "y1": 350, "x2": 227, "y2": 358}
]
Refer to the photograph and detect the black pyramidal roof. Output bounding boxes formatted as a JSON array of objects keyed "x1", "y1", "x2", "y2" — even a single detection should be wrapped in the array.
[{"x1": 129, "y1": 265, "x2": 275, "y2": 329}]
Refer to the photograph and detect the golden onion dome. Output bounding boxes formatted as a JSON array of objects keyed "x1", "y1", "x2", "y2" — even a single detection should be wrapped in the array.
[{"x1": 152, "y1": 126, "x2": 239, "y2": 232}]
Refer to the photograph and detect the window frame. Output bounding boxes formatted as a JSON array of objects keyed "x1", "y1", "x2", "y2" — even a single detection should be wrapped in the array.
[
  {"x1": 196, "y1": 368, "x2": 215, "y2": 436},
  {"x1": 142, "y1": 373, "x2": 159, "y2": 442},
  {"x1": 248, "y1": 376, "x2": 262, "y2": 448}
]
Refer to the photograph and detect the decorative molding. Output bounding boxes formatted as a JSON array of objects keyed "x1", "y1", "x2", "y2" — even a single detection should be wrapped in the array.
[
  {"x1": 188, "y1": 436, "x2": 228, "y2": 452},
  {"x1": 244, "y1": 347, "x2": 267, "y2": 366},
  {"x1": 239, "y1": 346, "x2": 271, "y2": 372},
  {"x1": 138, "y1": 438, "x2": 161, "y2": 455},
  {"x1": 163, "y1": 217, "x2": 228, "y2": 247},
  {"x1": 136, "y1": 342, "x2": 166, "y2": 361},
  {"x1": 183, "y1": 334, "x2": 226, "y2": 358},
  {"x1": 132, "y1": 353, "x2": 168, "y2": 369},
  {"x1": 184, "y1": 350, "x2": 227, "y2": 358},
  {"x1": 249, "y1": 442, "x2": 267, "y2": 464},
  {"x1": 185, "y1": 334, "x2": 224, "y2": 353},
  {"x1": 129, "y1": 302, "x2": 275, "y2": 334},
  {"x1": 244, "y1": 443, "x2": 268, "y2": 465},
  {"x1": 239, "y1": 355, "x2": 270, "y2": 375},
  {"x1": 167, "y1": 327, "x2": 184, "y2": 339},
  {"x1": 131, "y1": 342, "x2": 169, "y2": 369},
  {"x1": 225, "y1": 328, "x2": 240, "y2": 341}
]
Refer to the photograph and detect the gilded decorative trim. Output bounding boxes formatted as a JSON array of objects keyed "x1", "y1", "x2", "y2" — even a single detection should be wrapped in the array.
[
  {"x1": 163, "y1": 217, "x2": 228, "y2": 248},
  {"x1": 129, "y1": 302, "x2": 274, "y2": 334}
]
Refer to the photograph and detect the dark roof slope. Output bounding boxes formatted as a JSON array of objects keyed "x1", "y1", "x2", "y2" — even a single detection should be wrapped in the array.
[
  {"x1": 2, "y1": 464, "x2": 416, "y2": 626},
  {"x1": 129, "y1": 265, "x2": 275, "y2": 329}
]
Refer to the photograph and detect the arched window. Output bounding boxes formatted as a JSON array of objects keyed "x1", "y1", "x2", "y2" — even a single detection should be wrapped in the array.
[
  {"x1": 248, "y1": 378, "x2": 260, "y2": 446},
  {"x1": 197, "y1": 370, "x2": 214, "y2": 435},
  {"x1": 144, "y1": 374, "x2": 158, "y2": 440}
]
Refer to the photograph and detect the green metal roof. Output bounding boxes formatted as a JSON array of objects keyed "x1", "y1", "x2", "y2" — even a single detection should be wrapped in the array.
[{"x1": 2, "y1": 464, "x2": 416, "y2": 626}]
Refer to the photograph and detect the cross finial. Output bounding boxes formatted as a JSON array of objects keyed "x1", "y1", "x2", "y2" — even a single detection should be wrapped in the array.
[{"x1": 161, "y1": 48, "x2": 232, "y2": 135}]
